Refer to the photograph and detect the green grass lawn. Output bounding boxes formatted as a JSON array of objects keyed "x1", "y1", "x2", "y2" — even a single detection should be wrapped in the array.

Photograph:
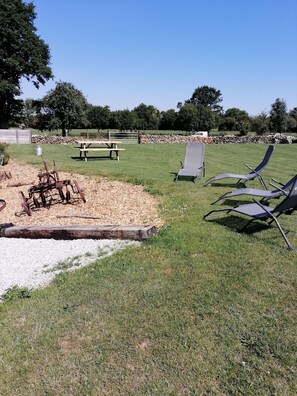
[{"x1": 1, "y1": 143, "x2": 297, "y2": 395}]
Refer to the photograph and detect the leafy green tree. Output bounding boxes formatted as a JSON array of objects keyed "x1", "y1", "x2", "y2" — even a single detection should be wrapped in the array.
[
  {"x1": 20, "y1": 98, "x2": 36, "y2": 128},
  {"x1": 159, "y1": 109, "x2": 177, "y2": 130},
  {"x1": 186, "y1": 85, "x2": 223, "y2": 113},
  {"x1": 0, "y1": 0, "x2": 52, "y2": 127},
  {"x1": 196, "y1": 104, "x2": 216, "y2": 131},
  {"x1": 39, "y1": 82, "x2": 88, "y2": 136},
  {"x1": 111, "y1": 109, "x2": 136, "y2": 131},
  {"x1": 87, "y1": 105, "x2": 110, "y2": 131},
  {"x1": 219, "y1": 108, "x2": 251, "y2": 135},
  {"x1": 175, "y1": 104, "x2": 198, "y2": 132},
  {"x1": 269, "y1": 98, "x2": 288, "y2": 133},
  {"x1": 251, "y1": 112, "x2": 269, "y2": 135},
  {"x1": 288, "y1": 107, "x2": 297, "y2": 133},
  {"x1": 133, "y1": 103, "x2": 160, "y2": 130}
]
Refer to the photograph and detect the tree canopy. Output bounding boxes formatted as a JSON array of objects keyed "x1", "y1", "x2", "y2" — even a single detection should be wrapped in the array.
[
  {"x1": 0, "y1": 0, "x2": 52, "y2": 127},
  {"x1": 38, "y1": 82, "x2": 88, "y2": 136},
  {"x1": 186, "y1": 85, "x2": 223, "y2": 113},
  {"x1": 269, "y1": 98, "x2": 288, "y2": 133}
]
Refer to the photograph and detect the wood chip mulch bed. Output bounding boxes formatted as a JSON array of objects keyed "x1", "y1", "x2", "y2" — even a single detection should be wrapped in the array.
[{"x1": 0, "y1": 160, "x2": 163, "y2": 228}]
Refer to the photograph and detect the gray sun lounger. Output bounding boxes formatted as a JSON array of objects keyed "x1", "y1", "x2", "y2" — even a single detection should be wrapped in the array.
[
  {"x1": 204, "y1": 144, "x2": 275, "y2": 188},
  {"x1": 175, "y1": 142, "x2": 205, "y2": 182},
  {"x1": 204, "y1": 174, "x2": 297, "y2": 251},
  {"x1": 211, "y1": 175, "x2": 296, "y2": 205}
]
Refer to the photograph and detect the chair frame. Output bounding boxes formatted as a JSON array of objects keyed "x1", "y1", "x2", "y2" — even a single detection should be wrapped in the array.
[
  {"x1": 175, "y1": 142, "x2": 205, "y2": 182},
  {"x1": 204, "y1": 144, "x2": 275, "y2": 188},
  {"x1": 204, "y1": 175, "x2": 297, "y2": 251}
]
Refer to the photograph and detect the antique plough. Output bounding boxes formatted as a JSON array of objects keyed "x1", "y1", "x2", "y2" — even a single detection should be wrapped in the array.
[{"x1": 18, "y1": 160, "x2": 86, "y2": 216}]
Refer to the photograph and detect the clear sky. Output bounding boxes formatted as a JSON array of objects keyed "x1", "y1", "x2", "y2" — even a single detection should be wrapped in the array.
[{"x1": 20, "y1": 0, "x2": 297, "y2": 115}]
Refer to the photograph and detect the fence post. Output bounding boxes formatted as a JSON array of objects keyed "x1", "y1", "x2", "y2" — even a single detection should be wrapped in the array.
[{"x1": 108, "y1": 130, "x2": 111, "y2": 140}]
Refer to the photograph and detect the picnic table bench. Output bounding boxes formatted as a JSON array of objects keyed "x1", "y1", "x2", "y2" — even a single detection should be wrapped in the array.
[{"x1": 76, "y1": 140, "x2": 125, "y2": 161}]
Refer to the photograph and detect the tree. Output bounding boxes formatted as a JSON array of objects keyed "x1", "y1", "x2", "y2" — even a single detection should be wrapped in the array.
[
  {"x1": 111, "y1": 109, "x2": 136, "y2": 131},
  {"x1": 159, "y1": 109, "x2": 177, "y2": 130},
  {"x1": 195, "y1": 104, "x2": 216, "y2": 131},
  {"x1": 219, "y1": 108, "x2": 251, "y2": 135},
  {"x1": 133, "y1": 103, "x2": 160, "y2": 130},
  {"x1": 20, "y1": 98, "x2": 39, "y2": 128},
  {"x1": 269, "y1": 98, "x2": 288, "y2": 133},
  {"x1": 251, "y1": 112, "x2": 269, "y2": 135},
  {"x1": 175, "y1": 104, "x2": 198, "y2": 132},
  {"x1": 40, "y1": 82, "x2": 88, "y2": 136},
  {"x1": 186, "y1": 85, "x2": 223, "y2": 113},
  {"x1": 87, "y1": 105, "x2": 110, "y2": 131},
  {"x1": 0, "y1": 0, "x2": 52, "y2": 127},
  {"x1": 288, "y1": 107, "x2": 297, "y2": 133}
]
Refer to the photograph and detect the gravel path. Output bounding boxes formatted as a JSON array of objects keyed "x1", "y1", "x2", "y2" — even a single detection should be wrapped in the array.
[{"x1": 0, "y1": 238, "x2": 139, "y2": 298}]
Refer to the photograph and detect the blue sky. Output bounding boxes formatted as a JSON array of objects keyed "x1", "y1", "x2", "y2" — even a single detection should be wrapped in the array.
[{"x1": 21, "y1": 0, "x2": 297, "y2": 115}]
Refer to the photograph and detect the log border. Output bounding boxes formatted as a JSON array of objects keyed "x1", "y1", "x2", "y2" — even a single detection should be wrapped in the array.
[{"x1": 0, "y1": 223, "x2": 157, "y2": 240}]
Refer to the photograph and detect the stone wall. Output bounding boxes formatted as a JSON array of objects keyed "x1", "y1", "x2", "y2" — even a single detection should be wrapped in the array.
[
  {"x1": 140, "y1": 133, "x2": 297, "y2": 144},
  {"x1": 31, "y1": 135, "x2": 78, "y2": 144},
  {"x1": 31, "y1": 133, "x2": 297, "y2": 145}
]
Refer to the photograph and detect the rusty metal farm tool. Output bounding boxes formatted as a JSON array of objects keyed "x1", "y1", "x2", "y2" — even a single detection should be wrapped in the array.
[
  {"x1": 18, "y1": 159, "x2": 86, "y2": 216},
  {"x1": 0, "y1": 199, "x2": 6, "y2": 212}
]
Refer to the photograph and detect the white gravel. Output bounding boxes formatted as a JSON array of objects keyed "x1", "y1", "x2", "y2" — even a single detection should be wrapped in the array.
[{"x1": 0, "y1": 238, "x2": 139, "y2": 297}]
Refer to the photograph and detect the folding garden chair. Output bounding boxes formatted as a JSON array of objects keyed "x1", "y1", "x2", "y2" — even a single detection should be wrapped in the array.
[
  {"x1": 211, "y1": 174, "x2": 296, "y2": 205},
  {"x1": 204, "y1": 144, "x2": 275, "y2": 188},
  {"x1": 204, "y1": 175, "x2": 297, "y2": 251},
  {"x1": 175, "y1": 142, "x2": 205, "y2": 182}
]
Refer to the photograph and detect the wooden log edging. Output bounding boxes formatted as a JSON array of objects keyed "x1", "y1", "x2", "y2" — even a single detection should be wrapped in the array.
[{"x1": 0, "y1": 224, "x2": 157, "y2": 240}]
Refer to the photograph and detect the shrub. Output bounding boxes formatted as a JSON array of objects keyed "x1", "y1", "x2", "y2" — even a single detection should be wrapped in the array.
[{"x1": 0, "y1": 143, "x2": 10, "y2": 165}]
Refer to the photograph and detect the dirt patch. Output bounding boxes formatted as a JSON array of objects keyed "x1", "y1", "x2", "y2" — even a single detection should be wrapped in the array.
[{"x1": 0, "y1": 160, "x2": 163, "y2": 227}]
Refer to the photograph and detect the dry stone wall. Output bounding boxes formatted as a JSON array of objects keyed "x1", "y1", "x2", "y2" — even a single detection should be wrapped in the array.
[
  {"x1": 31, "y1": 133, "x2": 297, "y2": 145},
  {"x1": 140, "y1": 134, "x2": 297, "y2": 144}
]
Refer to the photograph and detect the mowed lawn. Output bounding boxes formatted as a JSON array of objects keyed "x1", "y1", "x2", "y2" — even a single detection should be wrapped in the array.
[{"x1": 1, "y1": 143, "x2": 297, "y2": 395}]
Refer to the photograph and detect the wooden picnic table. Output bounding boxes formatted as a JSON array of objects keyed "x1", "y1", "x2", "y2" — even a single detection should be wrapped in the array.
[{"x1": 76, "y1": 140, "x2": 125, "y2": 161}]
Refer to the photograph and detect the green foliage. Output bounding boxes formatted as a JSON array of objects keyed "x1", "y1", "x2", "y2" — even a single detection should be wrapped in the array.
[
  {"x1": 133, "y1": 103, "x2": 160, "y2": 130},
  {"x1": 288, "y1": 107, "x2": 297, "y2": 133},
  {"x1": 0, "y1": 143, "x2": 10, "y2": 164},
  {"x1": 87, "y1": 105, "x2": 110, "y2": 130},
  {"x1": 159, "y1": 109, "x2": 177, "y2": 130},
  {"x1": 251, "y1": 112, "x2": 269, "y2": 135},
  {"x1": 2, "y1": 286, "x2": 32, "y2": 302},
  {"x1": 219, "y1": 107, "x2": 251, "y2": 135},
  {"x1": 0, "y1": 0, "x2": 52, "y2": 127},
  {"x1": 269, "y1": 98, "x2": 288, "y2": 133},
  {"x1": 186, "y1": 85, "x2": 223, "y2": 113},
  {"x1": 39, "y1": 81, "x2": 89, "y2": 136}
]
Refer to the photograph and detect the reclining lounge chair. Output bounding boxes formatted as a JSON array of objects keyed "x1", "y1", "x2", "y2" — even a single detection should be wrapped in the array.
[
  {"x1": 175, "y1": 142, "x2": 205, "y2": 182},
  {"x1": 204, "y1": 144, "x2": 275, "y2": 188},
  {"x1": 204, "y1": 174, "x2": 297, "y2": 251},
  {"x1": 211, "y1": 175, "x2": 296, "y2": 205}
]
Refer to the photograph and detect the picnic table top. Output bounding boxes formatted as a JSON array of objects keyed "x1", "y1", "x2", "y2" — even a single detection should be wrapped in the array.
[{"x1": 76, "y1": 140, "x2": 121, "y2": 145}]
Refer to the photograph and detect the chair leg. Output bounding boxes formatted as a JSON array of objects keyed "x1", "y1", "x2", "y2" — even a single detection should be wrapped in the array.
[
  {"x1": 204, "y1": 208, "x2": 232, "y2": 220},
  {"x1": 258, "y1": 175, "x2": 267, "y2": 189},
  {"x1": 269, "y1": 214, "x2": 297, "y2": 250},
  {"x1": 211, "y1": 191, "x2": 231, "y2": 205},
  {"x1": 204, "y1": 177, "x2": 215, "y2": 186}
]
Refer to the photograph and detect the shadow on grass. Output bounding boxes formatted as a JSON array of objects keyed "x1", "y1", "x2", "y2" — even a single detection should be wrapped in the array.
[
  {"x1": 205, "y1": 182, "x2": 249, "y2": 188},
  {"x1": 205, "y1": 214, "x2": 294, "y2": 250},
  {"x1": 71, "y1": 156, "x2": 119, "y2": 161}
]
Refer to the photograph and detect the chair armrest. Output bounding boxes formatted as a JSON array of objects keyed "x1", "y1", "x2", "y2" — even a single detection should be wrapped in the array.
[
  {"x1": 269, "y1": 182, "x2": 288, "y2": 196},
  {"x1": 271, "y1": 178, "x2": 284, "y2": 187},
  {"x1": 244, "y1": 163, "x2": 260, "y2": 175}
]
